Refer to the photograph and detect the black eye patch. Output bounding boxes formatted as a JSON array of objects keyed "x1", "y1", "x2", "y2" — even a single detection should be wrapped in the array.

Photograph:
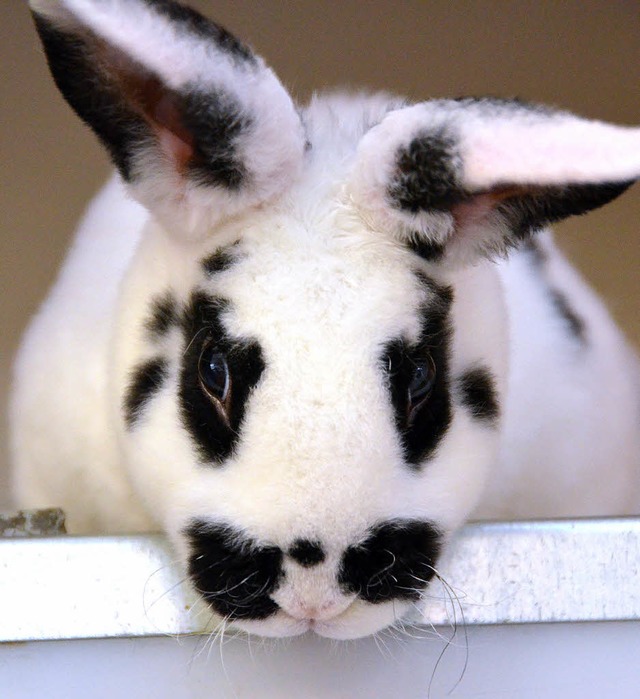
[
  {"x1": 179, "y1": 292, "x2": 265, "y2": 464},
  {"x1": 382, "y1": 277, "x2": 453, "y2": 468}
]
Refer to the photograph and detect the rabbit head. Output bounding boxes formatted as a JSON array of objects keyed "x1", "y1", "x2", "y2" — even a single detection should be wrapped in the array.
[{"x1": 29, "y1": 0, "x2": 640, "y2": 638}]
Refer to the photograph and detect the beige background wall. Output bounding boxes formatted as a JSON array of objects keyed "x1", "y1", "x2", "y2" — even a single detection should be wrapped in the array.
[{"x1": 1, "y1": 1, "x2": 638, "y2": 510}]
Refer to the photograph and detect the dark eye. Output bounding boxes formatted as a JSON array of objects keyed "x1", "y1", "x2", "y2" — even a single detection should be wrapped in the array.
[
  {"x1": 407, "y1": 355, "x2": 436, "y2": 425},
  {"x1": 198, "y1": 346, "x2": 231, "y2": 408}
]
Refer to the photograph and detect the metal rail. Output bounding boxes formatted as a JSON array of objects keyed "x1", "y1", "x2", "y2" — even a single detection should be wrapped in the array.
[{"x1": 1, "y1": 518, "x2": 638, "y2": 642}]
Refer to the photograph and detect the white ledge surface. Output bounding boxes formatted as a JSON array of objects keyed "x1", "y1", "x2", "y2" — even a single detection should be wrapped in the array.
[{"x1": 1, "y1": 517, "x2": 639, "y2": 643}]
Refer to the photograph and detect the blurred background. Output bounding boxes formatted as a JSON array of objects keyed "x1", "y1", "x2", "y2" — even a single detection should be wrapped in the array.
[{"x1": 1, "y1": 0, "x2": 638, "y2": 510}]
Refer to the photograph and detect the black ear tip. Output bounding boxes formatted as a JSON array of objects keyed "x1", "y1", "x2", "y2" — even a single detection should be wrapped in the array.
[{"x1": 565, "y1": 179, "x2": 636, "y2": 216}]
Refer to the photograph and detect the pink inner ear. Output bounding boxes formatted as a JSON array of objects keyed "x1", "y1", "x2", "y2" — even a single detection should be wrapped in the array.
[
  {"x1": 451, "y1": 193, "x2": 497, "y2": 229},
  {"x1": 150, "y1": 91, "x2": 194, "y2": 171},
  {"x1": 451, "y1": 186, "x2": 532, "y2": 230},
  {"x1": 102, "y1": 41, "x2": 195, "y2": 172}
]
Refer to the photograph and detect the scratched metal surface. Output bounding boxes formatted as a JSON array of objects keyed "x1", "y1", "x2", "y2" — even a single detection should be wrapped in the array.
[{"x1": 0, "y1": 518, "x2": 638, "y2": 642}]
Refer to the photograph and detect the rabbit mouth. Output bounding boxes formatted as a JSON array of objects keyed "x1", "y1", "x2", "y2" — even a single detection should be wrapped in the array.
[{"x1": 233, "y1": 597, "x2": 412, "y2": 640}]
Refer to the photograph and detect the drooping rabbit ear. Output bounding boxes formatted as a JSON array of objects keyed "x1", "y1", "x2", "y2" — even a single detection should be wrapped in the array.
[
  {"x1": 348, "y1": 98, "x2": 640, "y2": 265},
  {"x1": 30, "y1": 0, "x2": 306, "y2": 239}
]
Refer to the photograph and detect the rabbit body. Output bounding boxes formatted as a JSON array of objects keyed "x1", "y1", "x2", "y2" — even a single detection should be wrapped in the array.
[{"x1": 11, "y1": 0, "x2": 640, "y2": 639}]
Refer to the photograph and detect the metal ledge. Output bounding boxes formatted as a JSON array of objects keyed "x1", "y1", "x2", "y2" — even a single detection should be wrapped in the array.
[{"x1": 1, "y1": 518, "x2": 639, "y2": 643}]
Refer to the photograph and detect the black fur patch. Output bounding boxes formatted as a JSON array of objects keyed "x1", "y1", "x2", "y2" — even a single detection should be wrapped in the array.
[
  {"x1": 179, "y1": 292, "x2": 265, "y2": 464},
  {"x1": 388, "y1": 129, "x2": 465, "y2": 213},
  {"x1": 180, "y1": 85, "x2": 252, "y2": 190},
  {"x1": 407, "y1": 237, "x2": 446, "y2": 263},
  {"x1": 338, "y1": 520, "x2": 441, "y2": 603},
  {"x1": 143, "y1": 0, "x2": 257, "y2": 66},
  {"x1": 497, "y1": 182, "x2": 635, "y2": 240},
  {"x1": 383, "y1": 278, "x2": 453, "y2": 468},
  {"x1": 391, "y1": 98, "x2": 551, "y2": 214},
  {"x1": 124, "y1": 357, "x2": 169, "y2": 427},
  {"x1": 32, "y1": 15, "x2": 152, "y2": 181},
  {"x1": 202, "y1": 247, "x2": 237, "y2": 276},
  {"x1": 145, "y1": 292, "x2": 179, "y2": 339},
  {"x1": 186, "y1": 520, "x2": 282, "y2": 620},
  {"x1": 522, "y1": 241, "x2": 587, "y2": 344},
  {"x1": 521, "y1": 237, "x2": 548, "y2": 267},
  {"x1": 288, "y1": 540, "x2": 326, "y2": 567},
  {"x1": 549, "y1": 289, "x2": 587, "y2": 343},
  {"x1": 457, "y1": 367, "x2": 500, "y2": 423}
]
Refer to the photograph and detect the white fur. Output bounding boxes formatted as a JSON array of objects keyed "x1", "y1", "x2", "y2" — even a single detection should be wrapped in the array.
[{"x1": 12, "y1": 0, "x2": 640, "y2": 640}]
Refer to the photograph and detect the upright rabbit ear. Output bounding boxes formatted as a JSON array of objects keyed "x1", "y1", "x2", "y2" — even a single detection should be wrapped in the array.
[
  {"x1": 30, "y1": 0, "x2": 306, "y2": 239},
  {"x1": 348, "y1": 98, "x2": 640, "y2": 265}
]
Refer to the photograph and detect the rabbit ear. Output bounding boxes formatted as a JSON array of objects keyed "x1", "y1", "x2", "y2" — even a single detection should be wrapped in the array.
[
  {"x1": 30, "y1": 0, "x2": 306, "y2": 239},
  {"x1": 348, "y1": 98, "x2": 640, "y2": 265}
]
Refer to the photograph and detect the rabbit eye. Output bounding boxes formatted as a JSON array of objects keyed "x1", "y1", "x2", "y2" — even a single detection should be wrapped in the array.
[
  {"x1": 199, "y1": 347, "x2": 231, "y2": 409},
  {"x1": 407, "y1": 356, "x2": 436, "y2": 424}
]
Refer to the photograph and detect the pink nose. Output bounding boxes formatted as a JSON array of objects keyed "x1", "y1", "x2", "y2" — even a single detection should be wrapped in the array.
[{"x1": 286, "y1": 598, "x2": 351, "y2": 621}]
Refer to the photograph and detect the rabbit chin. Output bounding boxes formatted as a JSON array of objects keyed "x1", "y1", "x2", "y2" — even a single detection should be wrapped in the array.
[{"x1": 227, "y1": 599, "x2": 411, "y2": 640}]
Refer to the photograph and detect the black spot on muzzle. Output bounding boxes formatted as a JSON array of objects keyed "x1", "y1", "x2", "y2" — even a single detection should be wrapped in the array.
[
  {"x1": 338, "y1": 520, "x2": 442, "y2": 603},
  {"x1": 186, "y1": 519, "x2": 283, "y2": 621}
]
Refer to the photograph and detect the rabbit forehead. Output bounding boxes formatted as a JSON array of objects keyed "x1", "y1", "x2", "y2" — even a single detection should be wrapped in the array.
[{"x1": 217, "y1": 208, "x2": 430, "y2": 351}]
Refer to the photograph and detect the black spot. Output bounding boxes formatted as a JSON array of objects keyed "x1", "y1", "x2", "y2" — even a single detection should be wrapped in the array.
[
  {"x1": 522, "y1": 242, "x2": 587, "y2": 344},
  {"x1": 31, "y1": 15, "x2": 152, "y2": 181},
  {"x1": 202, "y1": 247, "x2": 237, "y2": 276},
  {"x1": 143, "y1": 0, "x2": 257, "y2": 66},
  {"x1": 388, "y1": 129, "x2": 466, "y2": 213},
  {"x1": 407, "y1": 237, "x2": 446, "y2": 263},
  {"x1": 186, "y1": 520, "x2": 282, "y2": 621},
  {"x1": 179, "y1": 292, "x2": 265, "y2": 464},
  {"x1": 180, "y1": 85, "x2": 252, "y2": 190},
  {"x1": 521, "y1": 237, "x2": 548, "y2": 268},
  {"x1": 124, "y1": 358, "x2": 169, "y2": 428},
  {"x1": 457, "y1": 367, "x2": 500, "y2": 423},
  {"x1": 289, "y1": 540, "x2": 326, "y2": 567},
  {"x1": 339, "y1": 520, "x2": 441, "y2": 603},
  {"x1": 549, "y1": 289, "x2": 587, "y2": 343},
  {"x1": 145, "y1": 292, "x2": 178, "y2": 339},
  {"x1": 383, "y1": 277, "x2": 453, "y2": 468}
]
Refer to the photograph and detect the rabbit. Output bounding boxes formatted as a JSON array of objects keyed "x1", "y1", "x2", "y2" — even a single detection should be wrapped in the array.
[{"x1": 10, "y1": 0, "x2": 640, "y2": 640}]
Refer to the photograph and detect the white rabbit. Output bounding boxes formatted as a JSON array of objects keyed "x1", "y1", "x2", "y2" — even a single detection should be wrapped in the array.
[{"x1": 11, "y1": 0, "x2": 640, "y2": 640}]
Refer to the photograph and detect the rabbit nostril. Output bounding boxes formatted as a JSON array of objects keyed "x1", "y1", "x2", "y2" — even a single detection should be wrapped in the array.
[{"x1": 288, "y1": 539, "x2": 326, "y2": 567}]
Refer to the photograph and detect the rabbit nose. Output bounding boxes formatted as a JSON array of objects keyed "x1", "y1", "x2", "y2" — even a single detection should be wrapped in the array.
[{"x1": 284, "y1": 596, "x2": 353, "y2": 622}]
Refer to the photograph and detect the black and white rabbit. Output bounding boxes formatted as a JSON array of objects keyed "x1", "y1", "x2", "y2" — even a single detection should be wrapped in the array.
[{"x1": 11, "y1": 0, "x2": 640, "y2": 639}]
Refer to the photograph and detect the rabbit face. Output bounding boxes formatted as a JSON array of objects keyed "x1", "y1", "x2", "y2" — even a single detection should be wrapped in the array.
[
  {"x1": 27, "y1": 0, "x2": 640, "y2": 639},
  {"x1": 114, "y1": 198, "x2": 504, "y2": 638}
]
